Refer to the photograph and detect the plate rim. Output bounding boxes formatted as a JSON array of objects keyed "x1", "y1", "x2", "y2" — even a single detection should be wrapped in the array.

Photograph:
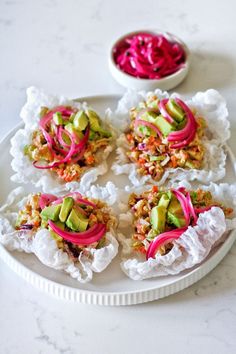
[
  {"x1": 0, "y1": 94, "x2": 235, "y2": 306},
  {"x1": 1, "y1": 230, "x2": 235, "y2": 305}
]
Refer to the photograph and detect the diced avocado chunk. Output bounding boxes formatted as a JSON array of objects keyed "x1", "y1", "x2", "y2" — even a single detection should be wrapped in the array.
[
  {"x1": 167, "y1": 212, "x2": 186, "y2": 228},
  {"x1": 53, "y1": 112, "x2": 63, "y2": 125},
  {"x1": 41, "y1": 204, "x2": 62, "y2": 221},
  {"x1": 167, "y1": 198, "x2": 186, "y2": 228},
  {"x1": 140, "y1": 110, "x2": 158, "y2": 121},
  {"x1": 166, "y1": 99, "x2": 185, "y2": 122},
  {"x1": 150, "y1": 205, "x2": 167, "y2": 233},
  {"x1": 66, "y1": 209, "x2": 80, "y2": 231},
  {"x1": 69, "y1": 113, "x2": 75, "y2": 122},
  {"x1": 86, "y1": 109, "x2": 111, "y2": 137},
  {"x1": 65, "y1": 122, "x2": 77, "y2": 135},
  {"x1": 177, "y1": 118, "x2": 187, "y2": 130},
  {"x1": 73, "y1": 111, "x2": 89, "y2": 131},
  {"x1": 59, "y1": 197, "x2": 74, "y2": 223},
  {"x1": 154, "y1": 114, "x2": 176, "y2": 137},
  {"x1": 158, "y1": 193, "x2": 171, "y2": 209},
  {"x1": 65, "y1": 122, "x2": 75, "y2": 134},
  {"x1": 138, "y1": 112, "x2": 157, "y2": 136},
  {"x1": 138, "y1": 125, "x2": 152, "y2": 136},
  {"x1": 64, "y1": 123, "x2": 84, "y2": 141},
  {"x1": 139, "y1": 110, "x2": 157, "y2": 122},
  {"x1": 66, "y1": 208, "x2": 88, "y2": 232},
  {"x1": 86, "y1": 109, "x2": 101, "y2": 131}
]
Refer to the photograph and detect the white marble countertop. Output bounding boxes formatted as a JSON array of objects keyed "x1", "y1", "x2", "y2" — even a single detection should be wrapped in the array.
[{"x1": 1, "y1": 0, "x2": 236, "y2": 353}]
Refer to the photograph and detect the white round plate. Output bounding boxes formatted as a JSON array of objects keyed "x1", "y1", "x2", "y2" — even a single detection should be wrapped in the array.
[{"x1": 0, "y1": 95, "x2": 235, "y2": 306}]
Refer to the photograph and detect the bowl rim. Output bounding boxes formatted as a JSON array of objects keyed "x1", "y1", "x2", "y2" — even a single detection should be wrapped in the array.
[{"x1": 109, "y1": 29, "x2": 190, "y2": 83}]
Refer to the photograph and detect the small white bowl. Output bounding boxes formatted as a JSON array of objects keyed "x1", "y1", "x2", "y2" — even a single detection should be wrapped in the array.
[{"x1": 109, "y1": 30, "x2": 190, "y2": 91}]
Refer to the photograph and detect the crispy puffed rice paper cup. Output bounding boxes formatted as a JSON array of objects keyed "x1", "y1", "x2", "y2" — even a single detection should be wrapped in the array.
[
  {"x1": 107, "y1": 89, "x2": 230, "y2": 187},
  {"x1": 0, "y1": 182, "x2": 119, "y2": 283},
  {"x1": 10, "y1": 87, "x2": 116, "y2": 194},
  {"x1": 118, "y1": 182, "x2": 236, "y2": 280}
]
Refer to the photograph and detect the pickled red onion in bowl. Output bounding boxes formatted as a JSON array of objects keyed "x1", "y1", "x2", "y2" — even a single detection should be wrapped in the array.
[
  {"x1": 113, "y1": 31, "x2": 186, "y2": 79},
  {"x1": 109, "y1": 30, "x2": 190, "y2": 90}
]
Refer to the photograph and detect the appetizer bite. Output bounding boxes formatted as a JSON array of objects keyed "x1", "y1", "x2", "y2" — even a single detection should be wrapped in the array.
[
  {"x1": 0, "y1": 185, "x2": 118, "y2": 283},
  {"x1": 111, "y1": 89, "x2": 230, "y2": 187},
  {"x1": 126, "y1": 96, "x2": 205, "y2": 180},
  {"x1": 11, "y1": 87, "x2": 114, "y2": 193},
  {"x1": 118, "y1": 183, "x2": 236, "y2": 280}
]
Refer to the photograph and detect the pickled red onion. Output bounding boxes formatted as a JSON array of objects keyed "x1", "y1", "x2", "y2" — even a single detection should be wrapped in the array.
[
  {"x1": 39, "y1": 106, "x2": 74, "y2": 138},
  {"x1": 135, "y1": 98, "x2": 197, "y2": 149},
  {"x1": 51, "y1": 194, "x2": 96, "y2": 208},
  {"x1": 33, "y1": 129, "x2": 76, "y2": 169},
  {"x1": 39, "y1": 193, "x2": 58, "y2": 209},
  {"x1": 113, "y1": 32, "x2": 186, "y2": 79},
  {"x1": 167, "y1": 98, "x2": 197, "y2": 147},
  {"x1": 158, "y1": 99, "x2": 175, "y2": 123},
  {"x1": 146, "y1": 227, "x2": 188, "y2": 259},
  {"x1": 75, "y1": 198, "x2": 96, "y2": 208},
  {"x1": 48, "y1": 220, "x2": 106, "y2": 245},
  {"x1": 186, "y1": 192, "x2": 198, "y2": 224},
  {"x1": 39, "y1": 106, "x2": 73, "y2": 128},
  {"x1": 33, "y1": 114, "x2": 90, "y2": 169},
  {"x1": 172, "y1": 189, "x2": 190, "y2": 226},
  {"x1": 58, "y1": 126, "x2": 71, "y2": 149},
  {"x1": 19, "y1": 224, "x2": 34, "y2": 230},
  {"x1": 74, "y1": 204, "x2": 87, "y2": 216},
  {"x1": 170, "y1": 129, "x2": 196, "y2": 149}
]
